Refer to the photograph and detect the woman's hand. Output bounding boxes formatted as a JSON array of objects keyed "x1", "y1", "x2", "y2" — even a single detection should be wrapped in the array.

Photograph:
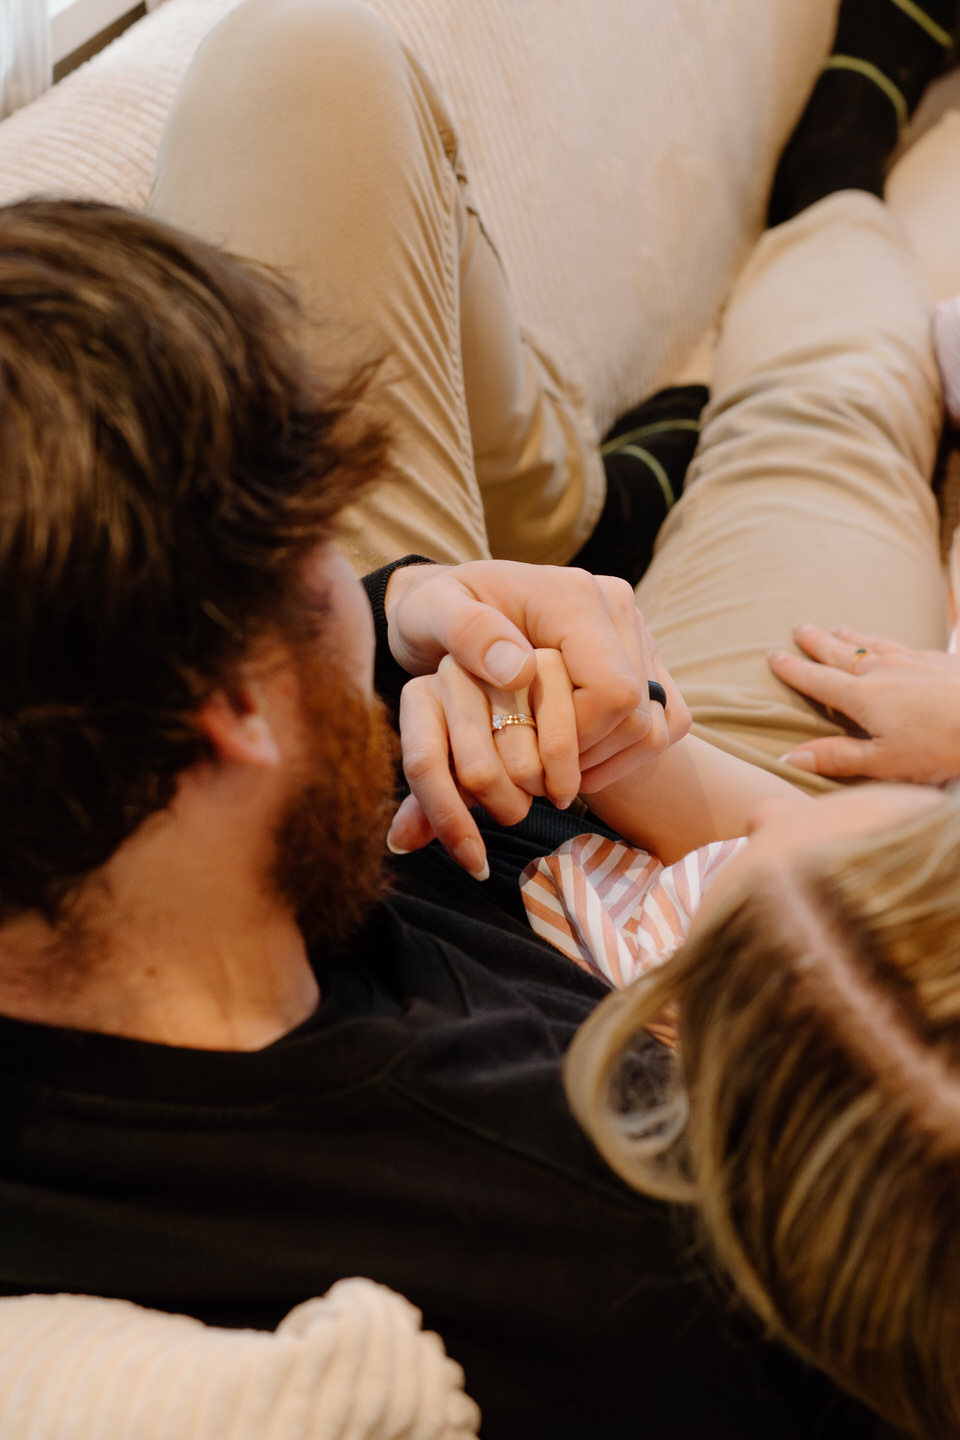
[
  {"x1": 388, "y1": 637, "x2": 688, "y2": 878},
  {"x1": 769, "y1": 623, "x2": 960, "y2": 784},
  {"x1": 388, "y1": 649, "x2": 580, "y2": 878}
]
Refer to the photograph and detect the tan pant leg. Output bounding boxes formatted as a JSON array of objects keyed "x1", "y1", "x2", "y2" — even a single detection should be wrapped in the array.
[
  {"x1": 148, "y1": 0, "x2": 602, "y2": 574},
  {"x1": 457, "y1": 206, "x2": 604, "y2": 562},
  {"x1": 635, "y1": 192, "x2": 947, "y2": 793}
]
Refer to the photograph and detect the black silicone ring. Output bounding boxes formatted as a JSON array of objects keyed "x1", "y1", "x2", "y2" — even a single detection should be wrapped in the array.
[{"x1": 648, "y1": 681, "x2": 667, "y2": 708}]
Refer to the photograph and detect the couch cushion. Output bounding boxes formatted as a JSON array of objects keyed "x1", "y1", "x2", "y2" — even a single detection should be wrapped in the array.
[{"x1": 0, "y1": 0, "x2": 838, "y2": 431}]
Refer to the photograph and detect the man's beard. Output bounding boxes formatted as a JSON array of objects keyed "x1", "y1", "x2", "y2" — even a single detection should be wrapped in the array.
[{"x1": 270, "y1": 655, "x2": 399, "y2": 951}]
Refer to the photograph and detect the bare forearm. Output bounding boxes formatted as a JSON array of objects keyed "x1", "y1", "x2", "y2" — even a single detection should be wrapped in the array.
[{"x1": 582, "y1": 734, "x2": 804, "y2": 862}]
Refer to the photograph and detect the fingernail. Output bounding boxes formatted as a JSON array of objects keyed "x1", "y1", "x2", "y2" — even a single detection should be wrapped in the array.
[
  {"x1": 793, "y1": 622, "x2": 813, "y2": 635},
  {"x1": 782, "y1": 750, "x2": 817, "y2": 773},
  {"x1": 386, "y1": 831, "x2": 412, "y2": 856},
  {"x1": 453, "y1": 838, "x2": 489, "y2": 881},
  {"x1": 484, "y1": 640, "x2": 528, "y2": 687},
  {"x1": 555, "y1": 795, "x2": 577, "y2": 812},
  {"x1": 767, "y1": 649, "x2": 788, "y2": 663}
]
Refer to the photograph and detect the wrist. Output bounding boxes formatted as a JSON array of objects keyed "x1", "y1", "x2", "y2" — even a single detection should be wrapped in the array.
[
  {"x1": 384, "y1": 559, "x2": 451, "y2": 676},
  {"x1": 362, "y1": 556, "x2": 438, "y2": 704},
  {"x1": 382, "y1": 558, "x2": 446, "y2": 632}
]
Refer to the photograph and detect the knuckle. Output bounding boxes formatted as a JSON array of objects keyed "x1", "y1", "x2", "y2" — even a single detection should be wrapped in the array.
[
  {"x1": 509, "y1": 759, "x2": 546, "y2": 792},
  {"x1": 650, "y1": 726, "x2": 671, "y2": 755},
  {"x1": 564, "y1": 565, "x2": 599, "y2": 593},
  {"x1": 603, "y1": 575, "x2": 639, "y2": 615},
  {"x1": 502, "y1": 791, "x2": 533, "y2": 824},
  {"x1": 399, "y1": 675, "x2": 429, "y2": 707},
  {"x1": 456, "y1": 758, "x2": 499, "y2": 795},
  {"x1": 430, "y1": 804, "x2": 471, "y2": 838},
  {"x1": 605, "y1": 674, "x2": 644, "y2": 715},
  {"x1": 620, "y1": 710, "x2": 651, "y2": 745},
  {"x1": 506, "y1": 771, "x2": 544, "y2": 806},
  {"x1": 402, "y1": 746, "x2": 440, "y2": 785},
  {"x1": 613, "y1": 576, "x2": 641, "y2": 616}
]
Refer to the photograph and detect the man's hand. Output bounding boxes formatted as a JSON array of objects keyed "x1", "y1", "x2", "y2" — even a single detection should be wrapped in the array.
[
  {"x1": 384, "y1": 561, "x2": 689, "y2": 790},
  {"x1": 769, "y1": 623, "x2": 960, "y2": 784}
]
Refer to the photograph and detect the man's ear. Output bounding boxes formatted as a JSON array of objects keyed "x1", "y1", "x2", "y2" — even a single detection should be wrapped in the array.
[{"x1": 194, "y1": 682, "x2": 282, "y2": 769}]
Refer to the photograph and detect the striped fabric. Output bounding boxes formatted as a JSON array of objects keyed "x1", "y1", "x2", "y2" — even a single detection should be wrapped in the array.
[{"x1": 520, "y1": 832, "x2": 745, "y2": 1044}]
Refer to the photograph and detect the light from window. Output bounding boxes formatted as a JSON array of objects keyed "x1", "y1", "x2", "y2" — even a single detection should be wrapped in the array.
[{"x1": 48, "y1": 0, "x2": 139, "y2": 66}]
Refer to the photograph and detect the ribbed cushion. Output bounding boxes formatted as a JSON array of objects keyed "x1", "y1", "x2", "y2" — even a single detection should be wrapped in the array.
[
  {"x1": 0, "y1": 0, "x2": 243, "y2": 208},
  {"x1": 0, "y1": 1283, "x2": 480, "y2": 1440}
]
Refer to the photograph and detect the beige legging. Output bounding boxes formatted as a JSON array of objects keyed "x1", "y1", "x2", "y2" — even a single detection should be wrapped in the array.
[
  {"x1": 149, "y1": 0, "x2": 949, "y2": 793},
  {"x1": 637, "y1": 191, "x2": 947, "y2": 790},
  {"x1": 149, "y1": 0, "x2": 604, "y2": 577}
]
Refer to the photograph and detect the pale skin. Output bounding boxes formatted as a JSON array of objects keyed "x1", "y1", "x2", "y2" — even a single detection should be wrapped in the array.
[
  {"x1": 689, "y1": 781, "x2": 945, "y2": 933},
  {"x1": 770, "y1": 622, "x2": 960, "y2": 784},
  {"x1": 399, "y1": 597, "x2": 960, "y2": 879},
  {"x1": 385, "y1": 562, "x2": 692, "y2": 876},
  {"x1": 403, "y1": 637, "x2": 949, "y2": 900},
  {"x1": 396, "y1": 642, "x2": 803, "y2": 875}
]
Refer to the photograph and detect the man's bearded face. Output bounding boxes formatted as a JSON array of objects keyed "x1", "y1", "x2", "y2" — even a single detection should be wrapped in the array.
[{"x1": 269, "y1": 651, "x2": 399, "y2": 950}]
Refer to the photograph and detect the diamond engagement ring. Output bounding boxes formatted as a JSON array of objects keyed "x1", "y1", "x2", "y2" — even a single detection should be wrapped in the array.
[{"x1": 491, "y1": 712, "x2": 537, "y2": 733}]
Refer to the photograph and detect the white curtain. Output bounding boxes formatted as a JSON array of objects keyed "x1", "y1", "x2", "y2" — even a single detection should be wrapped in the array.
[{"x1": 0, "y1": 0, "x2": 51, "y2": 120}]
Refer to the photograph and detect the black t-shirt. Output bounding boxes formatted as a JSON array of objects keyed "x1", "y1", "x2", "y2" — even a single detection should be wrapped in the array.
[{"x1": 0, "y1": 564, "x2": 880, "y2": 1439}]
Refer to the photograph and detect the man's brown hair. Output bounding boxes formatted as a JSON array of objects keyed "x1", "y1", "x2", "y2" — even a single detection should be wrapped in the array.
[{"x1": 0, "y1": 198, "x2": 388, "y2": 922}]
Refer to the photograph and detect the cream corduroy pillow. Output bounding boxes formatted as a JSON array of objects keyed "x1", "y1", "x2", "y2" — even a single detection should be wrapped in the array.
[{"x1": 0, "y1": 1281, "x2": 480, "y2": 1440}]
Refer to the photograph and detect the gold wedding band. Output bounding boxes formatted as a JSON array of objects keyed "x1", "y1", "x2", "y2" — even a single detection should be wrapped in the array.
[
  {"x1": 850, "y1": 647, "x2": 869, "y2": 674},
  {"x1": 491, "y1": 712, "x2": 537, "y2": 733}
]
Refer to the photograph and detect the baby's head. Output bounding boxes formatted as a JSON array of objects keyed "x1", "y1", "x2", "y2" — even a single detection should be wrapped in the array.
[{"x1": 568, "y1": 782, "x2": 960, "y2": 1439}]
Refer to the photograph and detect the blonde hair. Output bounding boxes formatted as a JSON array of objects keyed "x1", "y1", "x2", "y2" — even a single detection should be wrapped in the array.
[{"x1": 566, "y1": 792, "x2": 960, "y2": 1439}]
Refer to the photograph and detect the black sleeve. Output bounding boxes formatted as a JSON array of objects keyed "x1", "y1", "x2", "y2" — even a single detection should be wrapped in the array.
[{"x1": 361, "y1": 556, "x2": 437, "y2": 708}]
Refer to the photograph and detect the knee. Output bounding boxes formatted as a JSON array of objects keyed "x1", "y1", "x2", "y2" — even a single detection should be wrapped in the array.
[{"x1": 193, "y1": 0, "x2": 409, "y2": 110}]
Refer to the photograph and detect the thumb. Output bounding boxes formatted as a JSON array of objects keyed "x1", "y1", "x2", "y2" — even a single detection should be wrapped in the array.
[
  {"x1": 427, "y1": 592, "x2": 537, "y2": 689},
  {"x1": 781, "y1": 736, "x2": 880, "y2": 779}
]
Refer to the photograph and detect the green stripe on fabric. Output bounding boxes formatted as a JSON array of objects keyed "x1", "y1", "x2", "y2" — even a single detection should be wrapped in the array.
[
  {"x1": 889, "y1": 0, "x2": 953, "y2": 48},
  {"x1": 825, "y1": 55, "x2": 909, "y2": 128},
  {"x1": 600, "y1": 417, "x2": 701, "y2": 456},
  {"x1": 615, "y1": 445, "x2": 676, "y2": 510}
]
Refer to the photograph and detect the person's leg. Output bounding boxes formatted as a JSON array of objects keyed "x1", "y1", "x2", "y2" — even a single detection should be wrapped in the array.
[
  {"x1": 571, "y1": 385, "x2": 709, "y2": 588},
  {"x1": 769, "y1": 0, "x2": 957, "y2": 224},
  {"x1": 148, "y1": 0, "x2": 604, "y2": 574},
  {"x1": 636, "y1": 190, "x2": 947, "y2": 793},
  {"x1": 456, "y1": 191, "x2": 605, "y2": 565}
]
